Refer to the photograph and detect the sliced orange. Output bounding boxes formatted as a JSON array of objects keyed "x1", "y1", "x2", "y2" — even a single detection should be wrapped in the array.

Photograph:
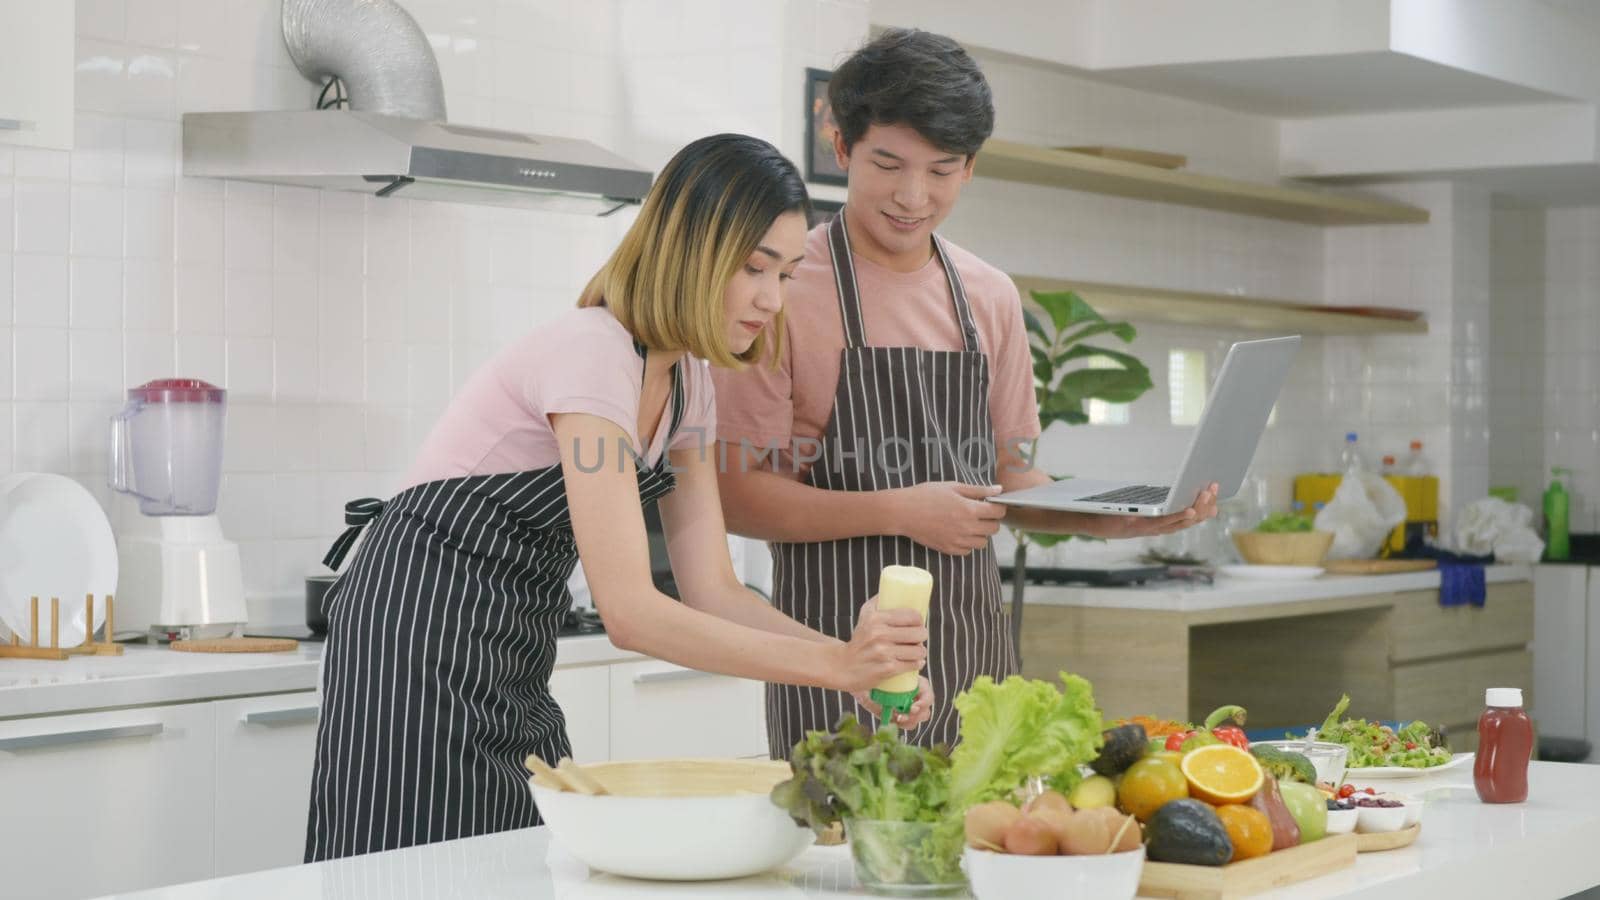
[{"x1": 1180, "y1": 744, "x2": 1264, "y2": 805}]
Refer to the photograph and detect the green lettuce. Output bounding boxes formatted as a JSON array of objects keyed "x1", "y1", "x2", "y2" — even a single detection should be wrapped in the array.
[{"x1": 948, "y1": 672, "x2": 1105, "y2": 806}]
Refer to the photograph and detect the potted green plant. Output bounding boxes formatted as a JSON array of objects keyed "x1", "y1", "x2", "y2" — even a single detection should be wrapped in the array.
[{"x1": 1007, "y1": 291, "x2": 1154, "y2": 656}]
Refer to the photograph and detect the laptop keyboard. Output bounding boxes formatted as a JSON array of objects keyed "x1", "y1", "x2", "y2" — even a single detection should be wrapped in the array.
[{"x1": 1080, "y1": 485, "x2": 1170, "y2": 506}]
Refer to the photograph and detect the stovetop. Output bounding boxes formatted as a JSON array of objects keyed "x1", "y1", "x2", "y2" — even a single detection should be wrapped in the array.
[{"x1": 558, "y1": 606, "x2": 605, "y2": 637}]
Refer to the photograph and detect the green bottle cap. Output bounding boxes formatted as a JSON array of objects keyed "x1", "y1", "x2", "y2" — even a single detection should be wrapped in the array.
[{"x1": 870, "y1": 687, "x2": 919, "y2": 726}]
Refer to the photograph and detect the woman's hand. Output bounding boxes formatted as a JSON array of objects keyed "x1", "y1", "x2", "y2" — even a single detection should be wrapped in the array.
[
  {"x1": 831, "y1": 597, "x2": 928, "y2": 693},
  {"x1": 853, "y1": 675, "x2": 935, "y2": 729}
]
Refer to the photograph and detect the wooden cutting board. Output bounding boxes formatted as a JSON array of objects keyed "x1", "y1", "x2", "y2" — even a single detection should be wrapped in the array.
[
  {"x1": 1140, "y1": 832, "x2": 1357, "y2": 899},
  {"x1": 1356, "y1": 823, "x2": 1420, "y2": 852},
  {"x1": 1323, "y1": 559, "x2": 1438, "y2": 575},
  {"x1": 171, "y1": 637, "x2": 298, "y2": 653}
]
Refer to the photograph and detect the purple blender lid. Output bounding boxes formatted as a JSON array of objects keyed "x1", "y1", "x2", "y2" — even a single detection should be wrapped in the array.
[{"x1": 128, "y1": 378, "x2": 226, "y2": 403}]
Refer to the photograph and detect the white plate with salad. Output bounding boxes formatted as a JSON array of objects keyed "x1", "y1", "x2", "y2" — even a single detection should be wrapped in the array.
[
  {"x1": 1292, "y1": 693, "x2": 1465, "y2": 778},
  {"x1": 1347, "y1": 751, "x2": 1475, "y2": 779}
]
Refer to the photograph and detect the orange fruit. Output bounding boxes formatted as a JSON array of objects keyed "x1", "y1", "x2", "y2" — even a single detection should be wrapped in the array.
[
  {"x1": 1215, "y1": 804, "x2": 1273, "y2": 862},
  {"x1": 1117, "y1": 756, "x2": 1189, "y2": 822},
  {"x1": 1180, "y1": 744, "x2": 1265, "y2": 805}
]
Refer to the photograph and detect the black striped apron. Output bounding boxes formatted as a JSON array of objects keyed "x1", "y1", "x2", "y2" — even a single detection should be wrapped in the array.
[
  {"x1": 766, "y1": 214, "x2": 1016, "y2": 757},
  {"x1": 305, "y1": 342, "x2": 684, "y2": 861}
]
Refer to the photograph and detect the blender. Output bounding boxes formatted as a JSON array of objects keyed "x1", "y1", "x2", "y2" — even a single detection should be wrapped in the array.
[{"x1": 109, "y1": 378, "x2": 247, "y2": 640}]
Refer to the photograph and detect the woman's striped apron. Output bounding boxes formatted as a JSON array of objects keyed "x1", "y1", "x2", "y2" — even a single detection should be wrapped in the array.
[
  {"x1": 765, "y1": 213, "x2": 1016, "y2": 757},
  {"x1": 305, "y1": 342, "x2": 683, "y2": 861}
]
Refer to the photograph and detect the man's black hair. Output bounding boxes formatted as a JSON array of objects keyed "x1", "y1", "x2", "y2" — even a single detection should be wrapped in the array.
[{"x1": 828, "y1": 28, "x2": 995, "y2": 157}]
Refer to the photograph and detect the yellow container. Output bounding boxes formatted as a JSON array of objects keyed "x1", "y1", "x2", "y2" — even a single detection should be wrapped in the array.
[
  {"x1": 1292, "y1": 473, "x2": 1439, "y2": 556},
  {"x1": 872, "y1": 566, "x2": 932, "y2": 697}
]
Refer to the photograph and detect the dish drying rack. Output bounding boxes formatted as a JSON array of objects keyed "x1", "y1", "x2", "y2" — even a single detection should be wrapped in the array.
[{"x1": 0, "y1": 595, "x2": 124, "y2": 660}]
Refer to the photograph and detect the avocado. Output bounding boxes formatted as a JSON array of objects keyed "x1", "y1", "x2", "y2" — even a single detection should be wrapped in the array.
[
  {"x1": 1090, "y1": 724, "x2": 1149, "y2": 776},
  {"x1": 1146, "y1": 799, "x2": 1234, "y2": 866},
  {"x1": 1251, "y1": 745, "x2": 1318, "y2": 785}
]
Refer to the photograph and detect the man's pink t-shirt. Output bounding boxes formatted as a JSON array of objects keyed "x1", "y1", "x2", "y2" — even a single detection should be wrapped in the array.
[
  {"x1": 405, "y1": 306, "x2": 716, "y2": 487},
  {"x1": 710, "y1": 224, "x2": 1040, "y2": 475}
]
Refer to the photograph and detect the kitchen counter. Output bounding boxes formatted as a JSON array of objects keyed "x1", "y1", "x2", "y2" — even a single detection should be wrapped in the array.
[
  {"x1": 1019, "y1": 565, "x2": 1536, "y2": 736},
  {"x1": 1024, "y1": 563, "x2": 1532, "y2": 613},
  {"x1": 0, "y1": 633, "x2": 640, "y2": 719},
  {"x1": 105, "y1": 761, "x2": 1600, "y2": 900}
]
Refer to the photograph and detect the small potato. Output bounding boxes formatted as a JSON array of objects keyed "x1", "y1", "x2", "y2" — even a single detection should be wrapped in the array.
[
  {"x1": 1004, "y1": 815, "x2": 1059, "y2": 856},
  {"x1": 1057, "y1": 807, "x2": 1114, "y2": 855},
  {"x1": 1101, "y1": 809, "x2": 1142, "y2": 852},
  {"x1": 1030, "y1": 808, "x2": 1075, "y2": 853},
  {"x1": 964, "y1": 800, "x2": 1022, "y2": 851},
  {"x1": 1022, "y1": 790, "x2": 1073, "y2": 818}
]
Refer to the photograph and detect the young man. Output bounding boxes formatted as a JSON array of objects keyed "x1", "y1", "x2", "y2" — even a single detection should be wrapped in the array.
[{"x1": 712, "y1": 29, "x2": 1218, "y2": 756}]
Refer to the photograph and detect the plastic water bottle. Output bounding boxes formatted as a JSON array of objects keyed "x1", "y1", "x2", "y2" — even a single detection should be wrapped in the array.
[
  {"x1": 1339, "y1": 433, "x2": 1364, "y2": 475},
  {"x1": 1381, "y1": 455, "x2": 1397, "y2": 476},
  {"x1": 1403, "y1": 440, "x2": 1431, "y2": 476}
]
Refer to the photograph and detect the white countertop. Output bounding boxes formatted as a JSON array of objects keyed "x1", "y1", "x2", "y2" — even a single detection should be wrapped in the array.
[
  {"x1": 0, "y1": 634, "x2": 640, "y2": 719},
  {"x1": 103, "y1": 760, "x2": 1600, "y2": 900},
  {"x1": 1025, "y1": 563, "x2": 1533, "y2": 613}
]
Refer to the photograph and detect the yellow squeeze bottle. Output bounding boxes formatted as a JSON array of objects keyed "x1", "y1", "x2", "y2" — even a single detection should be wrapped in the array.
[{"x1": 869, "y1": 565, "x2": 933, "y2": 726}]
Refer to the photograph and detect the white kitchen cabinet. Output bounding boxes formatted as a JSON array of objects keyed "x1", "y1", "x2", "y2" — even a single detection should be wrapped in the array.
[
  {"x1": 213, "y1": 692, "x2": 321, "y2": 877},
  {"x1": 607, "y1": 659, "x2": 768, "y2": 760},
  {"x1": 549, "y1": 665, "x2": 609, "y2": 763},
  {"x1": 0, "y1": 0, "x2": 73, "y2": 150},
  {"x1": 0, "y1": 703, "x2": 217, "y2": 899}
]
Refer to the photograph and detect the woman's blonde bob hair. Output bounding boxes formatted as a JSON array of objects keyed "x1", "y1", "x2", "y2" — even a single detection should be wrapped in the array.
[{"x1": 580, "y1": 134, "x2": 808, "y2": 368}]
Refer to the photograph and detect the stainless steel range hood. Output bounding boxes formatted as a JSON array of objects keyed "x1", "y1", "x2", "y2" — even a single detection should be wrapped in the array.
[
  {"x1": 180, "y1": 0, "x2": 650, "y2": 215},
  {"x1": 182, "y1": 110, "x2": 652, "y2": 215}
]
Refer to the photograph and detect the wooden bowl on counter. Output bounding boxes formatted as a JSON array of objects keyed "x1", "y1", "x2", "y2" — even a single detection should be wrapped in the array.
[
  {"x1": 1232, "y1": 530, "x2": 1335, "y2": 567},
  {"x1": 529, "y1": 758, "x2": 813, "y2": 881}
]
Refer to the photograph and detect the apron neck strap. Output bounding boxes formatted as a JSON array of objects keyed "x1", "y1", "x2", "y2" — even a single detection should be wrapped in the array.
[
  {"x1": 631, "y1": 335, "x2": 686, "y2": 455},
  {"x1": 827, "y1": 210, "x2": 981, "y2": 352}
]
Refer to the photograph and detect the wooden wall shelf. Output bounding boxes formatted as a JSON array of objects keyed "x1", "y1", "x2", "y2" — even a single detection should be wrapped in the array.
[
  {"x1": 1012, "y1": 276, "x2": 1429, "y2": 336},
  {"x1": 979, "y1": 140, "x2": 1431, "y2": 226}
]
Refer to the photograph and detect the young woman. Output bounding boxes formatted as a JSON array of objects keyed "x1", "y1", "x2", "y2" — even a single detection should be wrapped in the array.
[{"x1": 306, "y1": 134, "x2": 933, "y2": 861}]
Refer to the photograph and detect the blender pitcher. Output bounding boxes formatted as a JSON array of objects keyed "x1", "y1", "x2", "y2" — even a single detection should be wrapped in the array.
[{"x1": 109, "y1": 379, "x2": 228, "y2": 516}]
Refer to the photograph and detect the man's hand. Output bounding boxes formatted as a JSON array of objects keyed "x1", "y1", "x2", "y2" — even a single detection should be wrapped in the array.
[
  {"x1": 892, "y1": 482, "x2": 1007, "y2": 555},
  {"x1": 1094, "y1": 482, "x2": 1221, "y2": 538}
]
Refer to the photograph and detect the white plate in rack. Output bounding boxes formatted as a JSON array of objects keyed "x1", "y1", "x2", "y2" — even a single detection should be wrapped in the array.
[
  {"x1": 1216, "y1": 564, "x2": 1325, "y2": 581},
  {"x1": 0, "y1": 473, "x2": 118, "y2": 647}
]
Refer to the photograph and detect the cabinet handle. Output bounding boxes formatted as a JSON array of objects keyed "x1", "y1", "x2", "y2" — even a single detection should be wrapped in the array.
[
  {"x1": 0, "y1": 118, "x2": 31, "y2": 131},
  {"x1": 0, "y1": 722, "x2": 164, "y2": 751},
  {"x1": 633, "y1": 668, "x2": 718, "y2": 686},
  {"x1": 241, "y1": 706, "x2": 320, "y2": 726}
]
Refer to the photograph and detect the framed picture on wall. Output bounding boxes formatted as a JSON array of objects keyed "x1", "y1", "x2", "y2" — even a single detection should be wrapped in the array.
[
  {"x1": 807, "y1": 198, "x2": 843, "y2": 229},
  {"x1": 804, "y1": 67, "x2": 848, "y2": 186}
]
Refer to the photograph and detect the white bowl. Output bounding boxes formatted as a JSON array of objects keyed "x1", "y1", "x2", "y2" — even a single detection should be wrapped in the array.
[
  {"x1": 530, "y1": 759, "x2": 813, "y2": 881},
  {"x1": 1376, "y1": 792, "x2": 1425, "y2": 827},
  {"x1": 963, "y1": 847, "x2": 1144, "y2": 900},
  {"x1": 1355, "y1": 802, "x2": 1408, "y2": 833},
  {"x1": 1325, "y1": 807, "x2": 1358, "y2": 835},
  {"x1": 1252, "y1": 740, "x2": 1349, "y2": 786}
]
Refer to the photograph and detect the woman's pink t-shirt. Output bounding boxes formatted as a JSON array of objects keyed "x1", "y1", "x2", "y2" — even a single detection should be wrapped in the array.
[{"x1": 404, "y1": 306, "x2": 716, "y2": 488}]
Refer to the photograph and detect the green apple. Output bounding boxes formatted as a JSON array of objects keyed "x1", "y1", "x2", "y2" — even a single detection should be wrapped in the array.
[
  {"x1": 1277, "y1": 781, "x2": 1327, "y2": 842},
  {"x1": 1068, "y1": 774, "x2": 1117, "y2": 809}
]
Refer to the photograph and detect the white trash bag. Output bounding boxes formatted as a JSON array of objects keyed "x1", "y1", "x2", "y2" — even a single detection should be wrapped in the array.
[
  {"x1": 1314, "y1": 471, "x2": 1408, "y2": 560},
  {"x1": 1453, "y1": 497, "x2": 1544, "y2": 562}
]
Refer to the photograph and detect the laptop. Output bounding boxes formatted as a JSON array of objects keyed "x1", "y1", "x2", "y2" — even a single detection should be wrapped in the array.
[{"x1": 991, "y1": 335, "x2": 1300, "y2": 517}]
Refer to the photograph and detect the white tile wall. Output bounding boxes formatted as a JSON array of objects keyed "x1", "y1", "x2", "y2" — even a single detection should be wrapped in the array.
[
  {"x1": 1491, "y1": 205, "x2": 1600, "y2": 533},
  {"x1": 8, "y1": 0, "x2": 1512, "y2": 619}
]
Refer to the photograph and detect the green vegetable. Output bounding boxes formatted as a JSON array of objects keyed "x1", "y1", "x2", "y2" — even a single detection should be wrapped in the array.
[
  {"x1": 1204, "y1": 704, "x2": 1247, "y2": 729},
  {"x1": 1291, "y1": 693, "x2": 1452, "y2": 769},
  {"x1": 948, "y1": 673, "x2": 1105, "y2": 804},
  {"x1": 1250, "y1": 745, "x2": 1317, "y2": 785},
  {"x1": 1256, "y1": 512, "x2": 1314, "y2": 533},
  {"x1": 770, "y1": 672, "x2": 1107, "y2": 889}
]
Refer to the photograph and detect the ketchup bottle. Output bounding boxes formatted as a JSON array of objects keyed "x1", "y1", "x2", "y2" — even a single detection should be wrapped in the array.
[{"x1": 1474, "y1": 687, "x2": 1534, "y2": 803}]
